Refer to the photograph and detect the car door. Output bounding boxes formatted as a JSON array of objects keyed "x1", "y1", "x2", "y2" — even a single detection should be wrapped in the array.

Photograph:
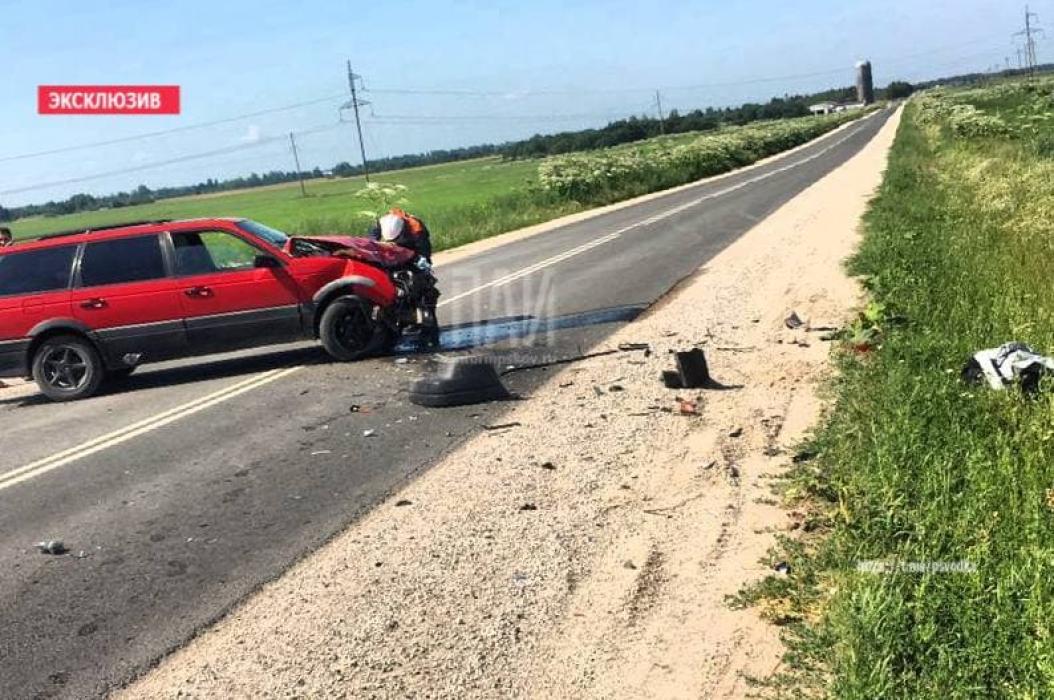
[
  {"x1": 0, "y1": 245, "x2": 76, "y2": 376},
  {"x1": 169, "y1": 229, "x2": 303, "y2": 353},
  {"x1": 71, "y1": 233, "x2": 187, "y2": 364}
]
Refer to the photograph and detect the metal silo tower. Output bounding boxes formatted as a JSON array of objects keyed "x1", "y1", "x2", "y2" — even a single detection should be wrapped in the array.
[{"x1": 856, "y1": 60, "x2": 875, "y2": 104}]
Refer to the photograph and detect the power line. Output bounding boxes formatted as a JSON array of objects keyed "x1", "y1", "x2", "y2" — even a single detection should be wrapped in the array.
[
  {"x1": 0, "y1": 93, "x2": 346, "y2": 165},
  {"x1": 1, "y1": 34, "x2": 1014, "y2": 168},
  {"x1": 0, "y1": 123, "x2": 343, "y2": 196},
  {"x1": 365, "y1": 110, "x2": 650, "y2": 123},
  {"x1": 361, "y1": 35, "x2": 1007, "y2": 97}
]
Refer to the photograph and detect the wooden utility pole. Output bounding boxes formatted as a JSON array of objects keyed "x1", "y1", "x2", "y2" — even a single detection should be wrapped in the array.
[
  {"x1": 655, "y1": 90, "x2": 666, "y2": 135},
  {"x1": 289, "y1": 132, "x2": 307, "y2": 197}
]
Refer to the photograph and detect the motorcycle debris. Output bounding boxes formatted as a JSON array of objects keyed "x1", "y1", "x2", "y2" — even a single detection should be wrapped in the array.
[
  {"x1": 36, "y1": 540, "x2": 67, "y2": 555},
  {"x1": 661, "y1": 370, "x2": 683, "y2": 389},
  {"x1": 363, "y1": 429, "x2": 377, "y2": 438},
  {"x1": 663, "y1": 349, "x2": 711, "y2": 389}
]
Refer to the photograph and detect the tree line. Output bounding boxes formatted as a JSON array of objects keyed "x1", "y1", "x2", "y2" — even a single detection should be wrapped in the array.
[{"x1": 0, "y1": 80, "x2": 921, "y2": 223}]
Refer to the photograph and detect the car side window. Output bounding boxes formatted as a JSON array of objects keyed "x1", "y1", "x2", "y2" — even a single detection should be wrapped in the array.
[
  {"x1": 80, "y1": 235, "x2": 166, "y2": 288},
  {"x1": 172, "y1": 231, "x2": 259, "y2": 276},
  {"x1": 0, "y1": 245, "x2": 77, "y2": 296}
]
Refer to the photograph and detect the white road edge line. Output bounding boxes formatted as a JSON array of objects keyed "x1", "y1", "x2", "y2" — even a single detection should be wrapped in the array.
[
  {"x1": 0, "y1": 367, "x2": 301, "y2": 492},
  {"x1": 437, "y1": 110, "x2": 882, "y2": 307},
  {"x1": 3, "y1": 111, "x2": 881, "y2": 491}
]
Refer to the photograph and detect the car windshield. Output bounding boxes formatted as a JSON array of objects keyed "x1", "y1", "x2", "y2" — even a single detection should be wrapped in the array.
[{"x1": 237, "y1": 219, "x2": 289, "y2": 248}]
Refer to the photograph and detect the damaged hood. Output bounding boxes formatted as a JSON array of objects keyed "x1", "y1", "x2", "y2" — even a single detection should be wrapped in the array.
[
  {"x1": 290, "y1": 234, "x2": 365, "y2": 251},
  {"x1": 289, "y1": 235, "x2": 416, "y2": 268}
]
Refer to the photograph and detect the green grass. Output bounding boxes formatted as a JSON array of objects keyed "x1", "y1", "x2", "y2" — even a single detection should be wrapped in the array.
[
  {"x1": 738, "y1": 80, "x2": 1054, "y2": 698},
  {"x1": 8, "y1": 112, "x2": 870, "y2": 252},
  {"x1": 9, "y1": 157, "x2": 546, "y2": 248}
]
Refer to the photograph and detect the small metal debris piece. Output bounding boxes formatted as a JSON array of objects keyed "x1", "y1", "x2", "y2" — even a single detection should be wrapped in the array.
[
  {"x1": 349, "y1": 404, "x2": 361, "y2": 413},
  {"x1": 363, "y1": 429, "x2": 377, "y2": 438},
  {"x1": 559, "y1": 381, "x2": 574, "y2": 388},
  {"x1": 310, "y1": 450, "x2": 332, "y2": 456},
  {"x1": 774, "y1": 561, "x2": 791, "y2": 575},
  {"x1": 728, "y1": 427, "x2": 743, "y2": 438},
  {"x1": 36, "y1": 540, "x2": 67, "y2": 555},
  {"x1": 394, "y1": 357, "x2": 410, "y2": 365},
  {"x1": 395, "y1": 499, "x2": 412, "y2": 507},
  {"x1": 785, "y1": 311, "x2": 805, "y2": 330},
  {"x1": 483, "y1": 422, "x2": 521, "y2": 431},
  {"x1": 617, "y1": 342, "x2": 652, "y2": 357},
  {"x1": 519, "y1": 503, "x2": 538, "y2": 511},
  {"x1": 609, "y1": 384, "x2": 625, "y2": 392},
  {"x1": 540, "y1": 461, "x2": 556, "y2": 470}
]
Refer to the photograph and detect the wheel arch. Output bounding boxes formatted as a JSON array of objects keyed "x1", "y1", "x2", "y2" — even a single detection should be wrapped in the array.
[
  {"x1": 26, "y1": 319, "x2": 103, "y2": 367},
  {"x1": 310, "y1": 276, "x2": 384, "y2": 337}
]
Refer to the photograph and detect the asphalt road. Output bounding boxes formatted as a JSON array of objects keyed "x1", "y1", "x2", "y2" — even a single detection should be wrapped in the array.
[{"x1": 0, "y1": 108, "x2": 892, "y2": 699}]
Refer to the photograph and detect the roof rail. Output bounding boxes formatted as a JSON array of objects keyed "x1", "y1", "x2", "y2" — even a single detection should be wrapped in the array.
[{"x1": 37, "y1": 219, "x2": 172, "y2": 241}]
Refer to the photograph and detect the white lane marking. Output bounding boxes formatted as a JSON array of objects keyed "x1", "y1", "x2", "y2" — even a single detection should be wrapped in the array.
[
  {"x1": 0, "y1": 366, "x2": 301, "y2": 492},
  {"x1": 438, "y1": 110, "x2": 881, "y2": 306},
  {"x1": 1, "y1": 113, "x2": 881, "y2": 492}
]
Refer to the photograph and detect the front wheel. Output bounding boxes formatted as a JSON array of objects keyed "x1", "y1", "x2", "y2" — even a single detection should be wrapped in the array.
[
  {"x1": 319, "y1": 296, "x2": 389, "y2": 361},
  {"x1": 31, "y1": 335, "x2": 105, "y2": 402}
]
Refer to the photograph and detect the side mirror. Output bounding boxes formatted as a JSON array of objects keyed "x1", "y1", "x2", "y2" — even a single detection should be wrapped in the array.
[{"x1": 253, "y1": 254, "x2": 281, "y2": 269}]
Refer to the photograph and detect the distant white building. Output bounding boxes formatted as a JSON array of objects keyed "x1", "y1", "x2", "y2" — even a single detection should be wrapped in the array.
[{"x1": 810, "y1": 101, "x2": 867, "y2": 115}]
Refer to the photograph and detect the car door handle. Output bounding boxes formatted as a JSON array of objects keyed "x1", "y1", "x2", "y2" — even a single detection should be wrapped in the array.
[
  {"x1": 79, "y1": 298, "x2": 107, "y2": 310},
  {"x1": 185, "y1": 286, "x2": 213, "y2": 298}
]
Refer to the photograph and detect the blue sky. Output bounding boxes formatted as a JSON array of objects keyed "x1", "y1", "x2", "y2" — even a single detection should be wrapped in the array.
[{"x1": 0, "y1": 0, "x2": 1042, "y2": 207}]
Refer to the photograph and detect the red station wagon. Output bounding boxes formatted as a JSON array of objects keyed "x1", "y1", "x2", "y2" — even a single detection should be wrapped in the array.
[{"x1": 0, "y1": 218, "x2": 426, "y2": 401}]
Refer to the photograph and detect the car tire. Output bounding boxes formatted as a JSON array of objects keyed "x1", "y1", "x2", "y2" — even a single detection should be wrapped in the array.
[
  {"x1": 319, "y1": 295, "x2": 387, "y2": 362},
  {"x1": 31, "y1": 334, "x2": 105, "y2": 402}
]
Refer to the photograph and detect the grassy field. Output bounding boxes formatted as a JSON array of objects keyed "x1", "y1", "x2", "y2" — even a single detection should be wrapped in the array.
[
  {"x1": 8, "y1": 157, "x2": 545, "y2": 246},
  {"x1": 8, "y1": 112, "x2": 869, "y2": 252},
  {"x1": 740, "y1": 80, "x2": 1054, "y2": 698}
]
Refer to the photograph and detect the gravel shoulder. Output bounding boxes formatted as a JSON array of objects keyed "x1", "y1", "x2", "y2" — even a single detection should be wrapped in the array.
[{"x1": 121, "y1": 107, "x2": 902, "y2": 699}]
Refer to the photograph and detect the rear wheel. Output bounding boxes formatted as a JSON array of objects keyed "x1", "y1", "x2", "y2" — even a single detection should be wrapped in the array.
[
  {"x1": 31, "y1": 335, "x2": 105, "y2": 402},
  {"x1": 319, "y1": 296, "x2": 388, "y2": 361}
]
